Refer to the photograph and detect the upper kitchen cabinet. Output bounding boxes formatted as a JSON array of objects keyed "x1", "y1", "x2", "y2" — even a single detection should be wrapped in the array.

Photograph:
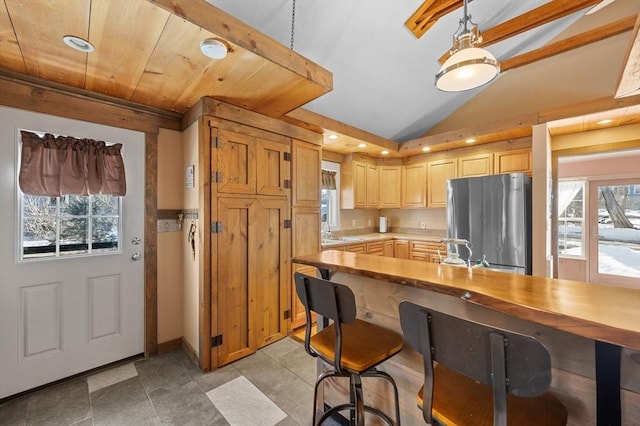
[
  {"x1": 427, "y1": 159, "x2": 456, "y2": 207},
  {"x1": 366, "y1": 164, "x2": 379, "y2": 208},
  {"x1": 458, "y1": 153, "x2": 493, "y2": 178},
  {"x1": 401, "y1": 162, "x2": 427, "y2": 208},
  {"x1": 379, "y1": 165, "x2": 401, "y2": 208},
  {"x1": 494, "y1": 148, "x2": 532, "y2": 175},
  {"x1": 214, "y1": 128, "x2": 290, "y2": 197},
  {"x1": 341, "y1": 156, "x2": 378, "y2": 209},
  {"x1": 292, "y1": 140, "x2": 321, "y2": 207}
]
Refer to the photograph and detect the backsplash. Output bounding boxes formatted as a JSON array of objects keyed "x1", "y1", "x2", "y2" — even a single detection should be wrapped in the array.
[{"x1": 335, "y1": 207, "x2": 447, "y2": 236}]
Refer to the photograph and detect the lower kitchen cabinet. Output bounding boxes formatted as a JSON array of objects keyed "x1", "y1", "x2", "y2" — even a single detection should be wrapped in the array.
[
  {"x1": 290, "y1": 207, "x2": 320, "y2": 330},
  {"x1": 366, "y1": 241, "x2": 384, "y2": 256},
  {"x1": 214, "y1": 197, "x2": 290, "y2": 367},
  {"x1": 410, "y1": 240, "x2": 446, "y2": 263},
  {"x1": 383, "y1": 240, "x2": 394, "y2": 257},
  {"x1": 394, "y1": 240, "x2": 409, "y2": 259}
]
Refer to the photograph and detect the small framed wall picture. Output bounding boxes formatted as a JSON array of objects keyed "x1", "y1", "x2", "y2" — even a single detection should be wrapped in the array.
[{"x1": 185, "y1": 165, "x2": 195, "y2": 189}]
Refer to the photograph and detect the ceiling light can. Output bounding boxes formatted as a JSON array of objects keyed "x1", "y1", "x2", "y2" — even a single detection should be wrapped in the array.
[{"x1": 62, "y1": 35, "x2": 94, "y2": 53}]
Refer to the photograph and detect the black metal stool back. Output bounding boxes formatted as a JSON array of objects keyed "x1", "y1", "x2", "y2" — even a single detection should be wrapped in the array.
[{"x1": 400, "y1": 301, "x2": 565, "y2": 426}]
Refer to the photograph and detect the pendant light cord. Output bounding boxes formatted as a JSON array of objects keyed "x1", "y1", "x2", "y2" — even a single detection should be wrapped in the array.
[{"x1": 290, "y1": 0, "x2": 296, "y2": 50}]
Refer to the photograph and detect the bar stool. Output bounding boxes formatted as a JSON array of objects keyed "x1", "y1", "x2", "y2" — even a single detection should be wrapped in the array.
[
  {"x1": 294, "y1": 272, "x2": 403, "y2": 426},
  {"x1": 399, "y1": 301, "x2": 568, "y2": 426}
]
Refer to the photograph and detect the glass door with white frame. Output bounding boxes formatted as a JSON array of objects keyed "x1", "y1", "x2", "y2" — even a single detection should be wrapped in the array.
[{"x1": 588, "y1": 178, "x2": 640, "y2": 288}]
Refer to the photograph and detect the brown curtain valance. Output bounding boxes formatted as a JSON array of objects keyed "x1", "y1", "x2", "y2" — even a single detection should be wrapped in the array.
[
  {"x1": 19, "y1": 131, "x2": 127, "y2": 197},
  {"x1": 322, "y1": 169, "x2": 337, "y2": 190}
]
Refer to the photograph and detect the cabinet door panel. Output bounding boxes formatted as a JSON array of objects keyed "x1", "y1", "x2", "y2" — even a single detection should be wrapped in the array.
[
  {"x1": 379, "y1": 166, "x2": 401, "y2": 208},
  {"x1": 402, "y1": 163, "x2": 427, "y2": 208},
  {"x1": 291, "y1": 207, "x2": 320, "y2": 329},
  {"x1": 458, "y1": 154, "x2": 493, "y2": 178},
  {"x1": 366, "y1": 164, "x2": 379, "y2": 208},
  {"x1": 292, "y1": 140, "x2": 321, "y2": 207},
  {"x1": 428, "y1": 160, "x2": 456, "y2": 207},
  {"x1": 253, "y1": 199, "x2": 289, "y2": 348},
  {"x1": 394, "y1": 240, "x2": 409, "y2": 259},
  {"x1": 353, "y1": 162, "x2": 367, "y2": 208},
  {"x1": 216, "y1": 129, "x2": 256, "y2": 194},
  {"x1": 216, "y1": 198, "x2": 256, "y2": 366},
  {"x1": 256, "y1": 139, "x2": 290, "y2": 197},
  {"x1": 494, "y1": 149, "x2": 532, "y2": 175}
]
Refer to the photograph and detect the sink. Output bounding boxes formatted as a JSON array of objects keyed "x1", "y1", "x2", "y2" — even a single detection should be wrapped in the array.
[
  {"x1": 339, "y1": 236, "x2": 363, "y2": 241},
  {"x1": 322, "y1": 239, "x2": 344, "y2": 245}
]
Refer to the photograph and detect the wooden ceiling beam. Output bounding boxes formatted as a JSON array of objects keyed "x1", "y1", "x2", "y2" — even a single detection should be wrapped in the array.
[
  {"x1": 500, "y1": 15, "x2": 637, "y2": 72},
  {"x1": 147, "y1": 0, "x2": 333, "y2": 92},
  {"x1": 615, "y1": 13, "x2": 640, "y2": 98},
  {"x1": 437, "y1": 0, "x2": 602, "y2": 63},
  {"x1": 405, "y1": 0, "x2": 459, "y2": 39}
]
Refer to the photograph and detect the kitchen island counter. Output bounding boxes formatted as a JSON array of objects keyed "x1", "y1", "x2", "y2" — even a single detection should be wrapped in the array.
[{"x1": 293, "y1": 250, "x2": 640, "y2": 424}]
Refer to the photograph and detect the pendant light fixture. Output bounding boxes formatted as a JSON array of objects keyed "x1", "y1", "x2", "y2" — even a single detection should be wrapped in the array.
[{"x1": 435, "y1": 0, "x2": 499, "y2": 92}]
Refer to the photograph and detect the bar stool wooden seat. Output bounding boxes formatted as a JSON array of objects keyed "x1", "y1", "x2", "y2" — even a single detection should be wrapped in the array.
[
  {"x1": 399, "y1": 301, "x2": 568, "y2": 426},
  {"x1": 294, "y1": 272, "x2": 403, "y2": 426}
]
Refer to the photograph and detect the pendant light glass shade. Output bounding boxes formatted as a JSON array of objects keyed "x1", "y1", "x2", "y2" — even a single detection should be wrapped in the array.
[
  {"x1": 434, "y1": 0, "x2": 500, "y2": 92},
  {"x1": 435, "y1": 46, "x2": 499, "y2": 91}
]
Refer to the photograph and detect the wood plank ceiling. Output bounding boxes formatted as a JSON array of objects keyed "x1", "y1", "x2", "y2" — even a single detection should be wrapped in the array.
[{"x1": 0, "y1": 0, "x2": 332, "y2": 118}]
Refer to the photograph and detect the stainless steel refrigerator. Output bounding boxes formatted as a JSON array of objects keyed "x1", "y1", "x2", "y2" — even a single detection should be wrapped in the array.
[{"x1": 446, "y1": 173, "x2": 532, "y2": 275}]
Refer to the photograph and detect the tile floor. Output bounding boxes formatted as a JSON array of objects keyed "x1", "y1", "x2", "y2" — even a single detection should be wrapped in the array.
[{"x1": 0, "y1": 337, "x2": 340, "y2": 426}]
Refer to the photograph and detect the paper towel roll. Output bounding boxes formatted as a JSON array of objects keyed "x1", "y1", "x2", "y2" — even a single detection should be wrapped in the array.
[{"x1": 379, "y1": 216, "x2": 388, "y2": 233}]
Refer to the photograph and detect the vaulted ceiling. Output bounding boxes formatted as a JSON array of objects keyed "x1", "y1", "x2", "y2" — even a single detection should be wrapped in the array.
[{"x1": 1, "y1": 0, "x2": 638, "y2": 158}]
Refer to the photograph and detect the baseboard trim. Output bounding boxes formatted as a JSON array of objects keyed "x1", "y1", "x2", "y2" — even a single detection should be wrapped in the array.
[
  {"x1": 181, "y1": 337, "x2": 200, "y2": 368},
  {"x1": 157, "y1": 338, "x2": 181, "y2": 354}
]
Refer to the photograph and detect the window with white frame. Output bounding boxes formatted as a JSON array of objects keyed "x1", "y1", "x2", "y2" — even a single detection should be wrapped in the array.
[
  {"x1": 21, "y1": 193, "x2": 121, "y2": 260},
  {"x1": 557, "y1": 179, "x2": 585, "y2": 257},
  {"x1": 321, "y1": 161, "x2": 340, "y2": 232}
]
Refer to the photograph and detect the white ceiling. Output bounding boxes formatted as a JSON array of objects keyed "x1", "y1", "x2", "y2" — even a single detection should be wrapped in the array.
[{"x1": 207, "y1": 0, "x2": 601, "y2": 142}]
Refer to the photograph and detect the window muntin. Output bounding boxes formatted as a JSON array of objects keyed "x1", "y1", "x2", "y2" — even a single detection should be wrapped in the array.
[
  {"x1": 557, "y1": 180, "x2": 585, "y2": 258},
  {"x1": 21, "y1": 194, "x2": 121, "y2": 260}
]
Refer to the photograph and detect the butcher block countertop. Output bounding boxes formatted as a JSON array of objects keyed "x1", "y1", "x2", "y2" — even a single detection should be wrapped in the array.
[{"x1": 293, "y1": 250, "x2": 640, "y2": 351}]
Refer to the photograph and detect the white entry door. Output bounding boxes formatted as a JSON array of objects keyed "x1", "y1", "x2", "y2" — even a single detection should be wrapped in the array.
[{"x1": 0, "y1": 107, "x2": 145, "y2": 398}]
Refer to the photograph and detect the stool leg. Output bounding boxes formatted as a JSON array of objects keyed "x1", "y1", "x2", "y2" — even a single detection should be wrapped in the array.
[{"x1": 349, "y1": 374, "x2": 364, "y2": 426}]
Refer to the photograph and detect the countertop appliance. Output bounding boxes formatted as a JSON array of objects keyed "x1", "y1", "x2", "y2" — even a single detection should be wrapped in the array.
[{"x1": 446, "y1": 173, "x2": 532, "y2": 275}]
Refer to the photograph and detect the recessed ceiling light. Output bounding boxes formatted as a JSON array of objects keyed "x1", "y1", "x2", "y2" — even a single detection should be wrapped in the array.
[
  {"x1": 465, "y1": 138, "x2": 476, "y2": 143},
  {"x1": 422, "y1": 146, "x2": 431, "y2": 152},
  {"x1": 62, "y1": 35, "x2": 94, "y2": 53},
  {"x1": 597, "y1": 119, "x2": 613, "y2": 125},
  {"x1": 328, "y1": 134, "x2": 339, "y2": 140},
  {"x1": 358, "y1": 143, "x2": 367, "y2": 148},
  {"x1": 200, "y1": 38, "x2": 228, "y2": 59},
  {"x1": 381, "y1": 150, "x2": 389, "y2": 155}
]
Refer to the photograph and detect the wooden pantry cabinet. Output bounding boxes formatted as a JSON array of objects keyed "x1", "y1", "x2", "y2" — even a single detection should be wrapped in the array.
[{"x1": 188, "y1": 98, "x2": 325, "y2": 372}]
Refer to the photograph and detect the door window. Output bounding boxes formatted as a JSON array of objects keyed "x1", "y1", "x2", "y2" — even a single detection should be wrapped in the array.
[
  {"x1": 21, "y1": 193, "x2": 121, "y2": 260},
  {"x1": 557, "y1": 180, "x2": 585, "y2": 257}
]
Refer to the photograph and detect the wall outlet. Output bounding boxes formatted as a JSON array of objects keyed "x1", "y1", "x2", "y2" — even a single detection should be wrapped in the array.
[
  {"x1": 420, "y1": 221, "x2": 426, "y2": 229},
  {"x1": 368, "y1": 219, "x2": 372, "y2": 226},
  {"x1": 352, "y1": 219, "x2": 357, "y2": 227}
]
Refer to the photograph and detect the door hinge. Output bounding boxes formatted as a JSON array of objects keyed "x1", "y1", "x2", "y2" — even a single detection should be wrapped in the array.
[
  {"x1": 211, "y1": 222, "x2": 223, "y2": 233},
  {"x1": 283, "y1": 152, "x2": 291, "y2": 161},
  {"x1": 212, "y1": 171, "x2": 223, "y2": 183},
  {"x1": 283, "y1": 219, "x2": 292, "y2": 229},
  {"x1": 211, "y1": 135, "x2": 221, "y2": 148},
  {"x1": 284, "y1": 309, "x2": 291, "y2": 320},
  {"x1": 211, "y1": 334, "x2": 223, "y2": 347},
  {"x1": 283, "y1": 179, "x2": 291, "y2": 189}
]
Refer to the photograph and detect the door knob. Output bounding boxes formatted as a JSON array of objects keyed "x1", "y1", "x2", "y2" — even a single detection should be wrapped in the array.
[{"x1": 131, "y1": 252, "x2": 142, "y2": 261}]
